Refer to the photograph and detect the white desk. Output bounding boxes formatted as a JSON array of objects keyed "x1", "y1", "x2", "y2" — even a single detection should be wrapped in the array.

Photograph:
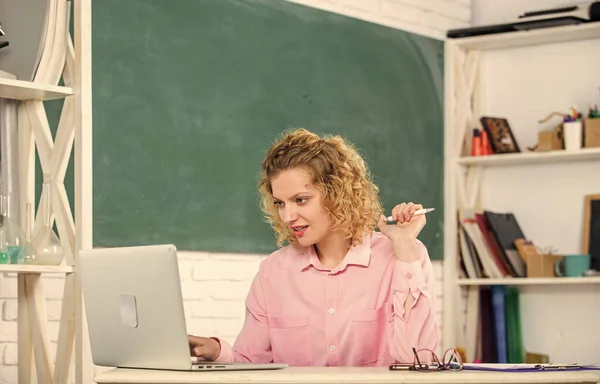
[{"x1": 94, "y1": 366, "x2": 600, "y2": 384}]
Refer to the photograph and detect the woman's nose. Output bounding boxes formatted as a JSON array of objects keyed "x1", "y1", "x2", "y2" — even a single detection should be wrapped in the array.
[{"x1": 281, "y1": 205, "x2": 298, "y2": 224}]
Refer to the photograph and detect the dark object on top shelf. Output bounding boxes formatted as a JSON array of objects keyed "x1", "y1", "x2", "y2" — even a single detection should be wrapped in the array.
[
  {"x1": 0, "y1": 22, "x2": 7, "y2": 51},
  {"x1": 447, "y1": 1, "x2": 600, "y2": 39}
]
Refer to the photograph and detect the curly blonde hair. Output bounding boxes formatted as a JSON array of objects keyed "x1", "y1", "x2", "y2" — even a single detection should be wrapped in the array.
[{"x1": 258, "y1": 128, "x2": 383, "y2": 247}]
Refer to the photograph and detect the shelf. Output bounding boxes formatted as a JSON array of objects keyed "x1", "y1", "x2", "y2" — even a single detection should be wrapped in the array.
[
  {"x1": 0, "y1": 264, "x2": 73, "y2": 274},
  {"x1": 450, "y1": 22, "x2": 600, "y2": 51},
  {"x1": 0, "y1": 77, "x2": 73, "y2": 101},
  {"x1": 457, "y1": 277, "x2": 600, "y2": 286},
  {"x1": 456, "y1": 147, "x2": 600, "y2": 167}
]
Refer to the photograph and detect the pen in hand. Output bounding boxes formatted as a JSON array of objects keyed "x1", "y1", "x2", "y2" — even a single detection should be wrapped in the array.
[{"x1": 384, "y1": 208, "x2": 434, "y2": 224}]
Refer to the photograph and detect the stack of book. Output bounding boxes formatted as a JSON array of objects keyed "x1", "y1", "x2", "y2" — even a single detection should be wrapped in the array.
[
  {"x1": 457, "y1": 208, "x2": 528, "y2": 364},
  {"x1": 458, "y1": 209, "x2": 527, "y2": 279}
]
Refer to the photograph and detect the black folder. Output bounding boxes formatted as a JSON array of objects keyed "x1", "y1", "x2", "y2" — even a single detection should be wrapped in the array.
[{"x1": 484, "y1": 211, "x2": 527, "y2": 277}]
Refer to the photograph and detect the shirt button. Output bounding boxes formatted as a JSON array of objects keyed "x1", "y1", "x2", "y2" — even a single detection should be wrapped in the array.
[
  {"x1": 406, "y1": 273, "x2": 413, "y2": 279},
  {"x1": 329, "y1": 345, "x2": 336, "y2": 352},
  {"x1": 328, "y1": 308, "x2": 335, "y2": 314}
]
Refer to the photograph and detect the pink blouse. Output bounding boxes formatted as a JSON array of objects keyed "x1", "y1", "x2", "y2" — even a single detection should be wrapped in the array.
[{"x1": 215, "y1": 232, "x2": 438, "y2": 366}]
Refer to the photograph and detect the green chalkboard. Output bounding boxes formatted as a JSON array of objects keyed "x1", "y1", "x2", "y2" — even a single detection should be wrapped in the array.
[{"x1": 75, "y1": 0, "x2": 445, "y2": 258}]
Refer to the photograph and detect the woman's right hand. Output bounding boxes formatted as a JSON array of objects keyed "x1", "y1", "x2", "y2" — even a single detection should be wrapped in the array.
[{"x1": 188, "y1": 334, "x2": 221, "y2": 361}]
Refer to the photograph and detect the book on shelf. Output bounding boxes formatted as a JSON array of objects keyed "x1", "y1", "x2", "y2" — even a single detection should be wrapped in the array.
[
  {"x1": 484, "y1": 211, "x2": 527, "y2": 277},
  {"x1": 469, "y1": 285, "x2": 525, "y2": 364},
  {"x1": 479, "y1": 287, "x2": 497, "y2": 362},
  {"x1": 476, "y1": 213, "x2": 516, "y2": 276},
  {"x1": 458, "y1": 208, "x2": 528, "y2": 279}
]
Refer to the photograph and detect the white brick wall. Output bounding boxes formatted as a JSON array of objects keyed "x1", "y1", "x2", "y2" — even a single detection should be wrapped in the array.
[
  {"x1": 286, "y1": 0, "x2": 471, "y2": 39},
  {"x1": 0, "y1": 273, "x2": 69, "y2": 383},
  {"x1": 0, "y1": 0, "x2": 469, "y2": 382}
]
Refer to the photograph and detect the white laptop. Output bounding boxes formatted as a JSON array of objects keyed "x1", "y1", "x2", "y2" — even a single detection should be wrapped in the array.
[{"x1": 79, "y1": 244, "x2": 287, "y2": 371}]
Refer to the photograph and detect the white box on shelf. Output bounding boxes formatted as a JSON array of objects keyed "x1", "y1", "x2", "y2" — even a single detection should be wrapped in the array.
[{"x1": 563, "y1": 121, "x2": 583, "y2": 151}]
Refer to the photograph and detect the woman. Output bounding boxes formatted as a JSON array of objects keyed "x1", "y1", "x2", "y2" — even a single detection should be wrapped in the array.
[{"x1": 188, "y1": 128, "x2": 437, "y2": 366}]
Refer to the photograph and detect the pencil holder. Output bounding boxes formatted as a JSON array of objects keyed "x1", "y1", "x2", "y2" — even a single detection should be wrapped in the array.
[
  {"x1": 584, "y1": 118, "x2": 600, "y2": 148},
  {"x1": 563, "y1": 121, "x2": 582, "y2": 151}
]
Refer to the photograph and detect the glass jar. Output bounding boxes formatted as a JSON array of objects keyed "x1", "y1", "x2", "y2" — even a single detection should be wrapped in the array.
[
  {"x1": 0, "y1": 225, "x2": 10, "y2": 264},
  {"x1": 30, "y1": 177, "x2": 63, "y2": 265},
  {"x1": 1, "y1": 193, "x2": 26, "y2": 264}
]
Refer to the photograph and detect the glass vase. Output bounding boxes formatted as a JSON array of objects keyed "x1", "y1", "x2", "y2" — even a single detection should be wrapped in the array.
[
  {"x1": 30, "y1": 178, "x2": 63, "y2": 265},
  {"x1": 0, "y1": 225, "x2": 10, "y2": 264},
  {"x1": 0, "y1": 193, "x2": 26, "y2": 264},
  {"x1": 17, "y1": 203, "x2": 38, "y2": 265}
]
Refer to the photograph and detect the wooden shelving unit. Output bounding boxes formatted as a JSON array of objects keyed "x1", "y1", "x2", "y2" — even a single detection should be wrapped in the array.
[
  {"x1": 456, "y1": 147, "x2": 600, "y2": 167},
  {"x1": 0, "y1": 0, "x2": 93, "y2": 383},
  {"x1": 451, "y1": 22, "x2": 600, "y2": 51},
  {"x1": 442, "y1": 21, "x2": 600, "y2": 365},
  {"x1": 0, "y1": 264, "x2": 74, "y2": 274},
  {"x1": 0, "y1": 77, "x2": 73, "y2": 101}
]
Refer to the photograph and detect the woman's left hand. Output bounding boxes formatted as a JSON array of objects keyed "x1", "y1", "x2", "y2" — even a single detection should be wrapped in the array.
[{"x1": 377, "y1": 202, "x2": 426, "y2": 243}]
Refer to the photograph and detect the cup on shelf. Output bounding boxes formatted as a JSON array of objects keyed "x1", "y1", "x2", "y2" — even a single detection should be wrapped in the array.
[
  {"x1": 563, "y1": 121, "x2": 583, "y2": 151},
  {"x1": 555, "y1": 254, "x2": 591, "y2": 277}
]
